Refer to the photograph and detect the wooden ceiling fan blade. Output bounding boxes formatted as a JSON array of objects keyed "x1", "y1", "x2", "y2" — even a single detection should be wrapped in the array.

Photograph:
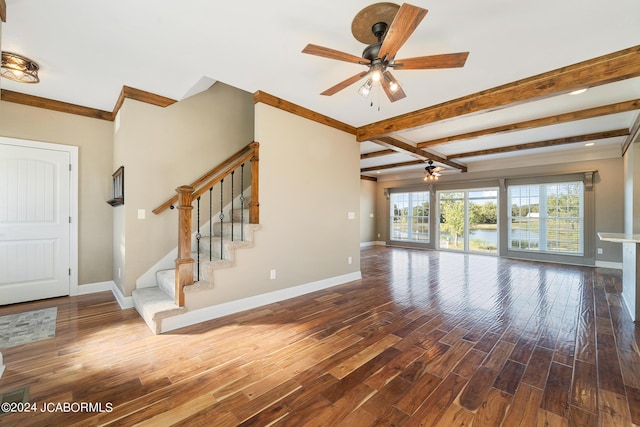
[
  {"x1": 380, "y1": 71, "x2": 406, "y2": 103},
  {"x1": 302, "y1": 44, "x2": 364, "y2": 64},
  {"x1": 321, "y1": 71, "x2": 369, "y2": 96},
  {"x1": 393, "y1": 52, "x2": 469, "y2": 70},
  {"x1": 378, "y1": 3, "x2": 428, "y2": 61}
]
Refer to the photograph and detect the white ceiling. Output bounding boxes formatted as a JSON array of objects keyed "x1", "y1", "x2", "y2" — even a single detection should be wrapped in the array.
[{"x1": 2, "y1": 0, "x2": 639, "y2": 180}]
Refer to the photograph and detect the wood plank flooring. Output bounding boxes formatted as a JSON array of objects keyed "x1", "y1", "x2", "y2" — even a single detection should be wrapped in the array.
[{"x1": 1, "y1": 246, "x2": 639, "y2": 426}]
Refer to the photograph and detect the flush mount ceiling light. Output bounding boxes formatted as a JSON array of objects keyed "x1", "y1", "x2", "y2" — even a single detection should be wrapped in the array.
[{"x1": 1, "y1": 51, "x2": 40, "y2": 83}]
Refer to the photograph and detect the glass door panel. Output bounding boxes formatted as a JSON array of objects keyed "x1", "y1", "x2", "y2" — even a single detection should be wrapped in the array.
[
  {"x1": 439, "y1": 191, "x2": 465, "y2": 251},
  {"x1": 438, "y1": 189, "x2": 499, "y2": 254},
  {"x1": 468, "y1": 190, "x2": 498, "y2": 254}
]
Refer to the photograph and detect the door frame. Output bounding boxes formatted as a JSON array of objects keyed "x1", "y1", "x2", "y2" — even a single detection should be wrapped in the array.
[{"x1": 0, "y1": 136, "x2": 79, "y2": 296}]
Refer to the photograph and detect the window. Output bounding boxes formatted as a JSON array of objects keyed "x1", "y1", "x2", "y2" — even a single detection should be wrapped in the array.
[
  {"x1": 508, "y1": 182, "x2": 584, "y2": 255},
  {"x1": 390, "y1": 191, "x2": 429, "y2": 242}
]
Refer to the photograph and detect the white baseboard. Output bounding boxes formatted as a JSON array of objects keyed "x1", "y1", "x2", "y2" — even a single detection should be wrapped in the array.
[
  {"x1": 77, "y1": 281, "x2": 114, "y2": 295},
  {"x1": 111, "y1": 282, "x2": 134, "y2": 309},
  {"x1": 621, "y1": 292, "x2": 636, "y2": 322},
  {"x1": 360, "y1": 241, "x2": 386, "y2": 247},
  {"x1": 595, "y1": 261, "x2": 623, "y2": 270},
  {"x1": 75, "y1": 280, "x2": 135, "y2": 310},
  {"x1": 160, "y1": 271, "x2": 362, "y2": 333}
]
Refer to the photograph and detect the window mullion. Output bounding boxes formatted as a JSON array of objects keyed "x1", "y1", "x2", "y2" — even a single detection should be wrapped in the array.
[
  {"x1": 539, "y1": 185, "x2": 548, "y2": 251},
  {"x1": 407, "y1": 193, "x2": 413, "y2": 240}
]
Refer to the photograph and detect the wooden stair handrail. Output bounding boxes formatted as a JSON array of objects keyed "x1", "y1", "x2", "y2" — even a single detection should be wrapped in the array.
[
  {"x1": 169, "y1": 141, "x2": 259, "y2": 307},
  {"x1": 153, "y1": 142, "x2": 256, "y2": 215},
  {"x1": 192, "y1": 150, "x2": 254, "y2": 200}
]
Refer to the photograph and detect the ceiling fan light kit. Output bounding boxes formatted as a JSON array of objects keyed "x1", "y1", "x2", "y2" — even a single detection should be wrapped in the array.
[
  {"x1": 1, "y1": 51, "x2": 40, "y2": 83},
  {"x1": 384, "y1": 72, "x2": 400, "y2": 92},
  {"x1": 358, "y1": 78, "x2": 374, "y2": 97},
  {"x1": 302, "y1": 2, "x2": 469, "y2": 104}
]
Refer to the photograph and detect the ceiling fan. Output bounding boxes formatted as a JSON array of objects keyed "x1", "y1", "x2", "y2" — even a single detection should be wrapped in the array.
[
  {"x1": 423, "y1": 160, "x2": 443, "y2": 181},
  {"x1": 302, "y1": 2, "x2": 469, "y2": 103}
]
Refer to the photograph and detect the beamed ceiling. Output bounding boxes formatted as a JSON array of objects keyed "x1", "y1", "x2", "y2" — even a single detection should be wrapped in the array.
[{"x1": 1, "y1": 0, "x2": 639, "y2": 181}]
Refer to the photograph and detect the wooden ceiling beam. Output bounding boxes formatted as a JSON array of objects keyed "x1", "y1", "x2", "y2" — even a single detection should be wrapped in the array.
[
  {"x1": 417, "y1": 99, "x2": 640, "y2": 148},
  {"x1": 356, "y1": 45, "x2": 640, "y2": 142},
  {"x1": 360, "y1": 175, "x2": 378, "y2": 181},
  {"x1": 448, "y1": 129, "x2": 629, "y2": 159},
  {"x1": 361, "y1": 160, "x2": 425, "y2": 173},
  {"x1": 1, "y1": 0, "x2": 6, "y2": 22},
  {"x1": 361, "y1": 149, "x2": 396, "y2": 159},
  {"x1": 373, "y1": 136, "x2": 467, "y2": 171}
]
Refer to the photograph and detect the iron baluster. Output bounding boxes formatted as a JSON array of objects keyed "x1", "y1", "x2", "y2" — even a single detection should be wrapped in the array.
[
  {"x1": 196, "y1": 196, "x2": 201, "y2": 281},
  {"x1": 219, "y1": 179, "x2": 224, "y2": 260},
  {"x1": 231, "y1": 170, "x2": 235, "y2": 241},
  {"x1": 240, "y1": 163, "x2": 245, "y2": 241},
  {"x1": 209, "y1": 187, "x2": 213, "y2": 262}
]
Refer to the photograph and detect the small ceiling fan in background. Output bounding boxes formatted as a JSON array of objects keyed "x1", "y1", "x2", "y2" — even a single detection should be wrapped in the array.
[
  {"x1": 423, "y1": 160, "x2": 443, "y2": 180},
  {"x1": 302, "y1": 2, "x2": 469, "y2": 103}
]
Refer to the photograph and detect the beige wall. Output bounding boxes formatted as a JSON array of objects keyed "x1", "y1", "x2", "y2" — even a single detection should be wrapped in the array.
[
  {"x1": 112, "y1": 82, "x2": 255, "y2": 296},
  {"x1": 360, "y1": 179, "x2": 377, "y2": 243},
  {"x1": 0, "y1": 101, "x2": 114, "y2": 286},
  {"x1": 184, "y1": 103, "x2": 361, "y2": 309},
  {"x1": 375, "y1": 157, "x2": 625, "y2": 264}
]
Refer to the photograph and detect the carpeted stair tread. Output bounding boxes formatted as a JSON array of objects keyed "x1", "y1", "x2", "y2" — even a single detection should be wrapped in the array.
[
  {"x1": 132, "y1": 205, "x2": 260, "y2": 334},
  {"x1": 132, "y1": 287, "x2": 186, "y2": 334}
]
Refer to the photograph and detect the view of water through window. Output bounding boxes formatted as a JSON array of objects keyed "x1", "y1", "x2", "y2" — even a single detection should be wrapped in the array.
[{"x1": 439, "y1": 189, "x2": 498, "y2": 254}]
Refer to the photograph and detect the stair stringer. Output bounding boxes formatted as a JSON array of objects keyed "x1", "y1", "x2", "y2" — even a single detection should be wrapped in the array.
[
  {"x1": 187, "y1": 223, "x2": 261, "y2": 293},
  {"x1": 132, "y1": 221, "x2": 260, "y2": 334}
]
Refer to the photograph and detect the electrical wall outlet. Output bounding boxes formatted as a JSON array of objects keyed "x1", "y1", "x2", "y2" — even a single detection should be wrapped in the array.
[
  {"x1": 597, "y1": 248, "x2": 603, "y2": 255},
  {"x1": 138, "y1": 209, "x2": 146, "y2": 219},
  {"x1": 348, "y1": 256, "x2": 352, "y2": 265},
  {"x1": 270, "y1": 269, "x2": 276, "y2": 280}
]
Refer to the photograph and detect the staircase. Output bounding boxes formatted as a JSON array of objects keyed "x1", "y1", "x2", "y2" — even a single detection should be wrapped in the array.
[
  {"x1": 132, "y1": 208, "x2": 260, "y2": 334},
  {"x1": 132, "y1": 141, "x2": 260, "y2": 334}
]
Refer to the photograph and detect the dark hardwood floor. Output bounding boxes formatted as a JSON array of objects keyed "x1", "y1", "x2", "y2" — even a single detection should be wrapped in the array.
[{"x1": 1, "y1": 246, "x2": 639, "y2": 426}]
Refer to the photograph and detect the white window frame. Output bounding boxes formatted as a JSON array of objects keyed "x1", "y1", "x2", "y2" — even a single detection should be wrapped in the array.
[
  {"x1": 508, "y1": 181, "x2": 584, "y2": 256},
  {"x1": 390, "y1": 191, "x2": 430, "y2": 243}
]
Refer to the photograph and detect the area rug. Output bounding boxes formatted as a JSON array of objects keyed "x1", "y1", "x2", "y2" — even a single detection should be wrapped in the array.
[{"x1": 0, "y1": 307, "x2": 57, "y2": 349}]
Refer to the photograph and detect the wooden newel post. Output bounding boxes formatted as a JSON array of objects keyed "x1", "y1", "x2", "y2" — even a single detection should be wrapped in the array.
[
  {"x1": 175, "y1": 185, "x2": 194, "y2": 307},
  {"x1": 249, "y1": 142, "x2": 260, "y2": 224}
]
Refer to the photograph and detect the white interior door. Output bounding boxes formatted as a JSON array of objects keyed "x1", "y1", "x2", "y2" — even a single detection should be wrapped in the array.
[{"x1": 0, "y1": 143, "x2": 71, "y2": 304}]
